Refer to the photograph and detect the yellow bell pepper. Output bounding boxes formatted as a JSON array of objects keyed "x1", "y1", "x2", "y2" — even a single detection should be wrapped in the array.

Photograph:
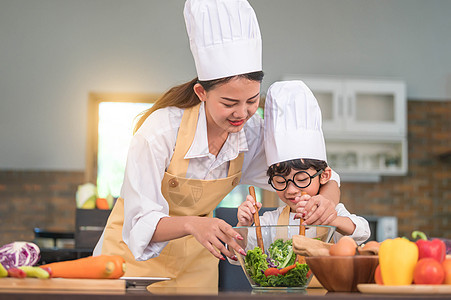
[{"x1": 379, "y1": 237, "x2": 418, "y2": 285}]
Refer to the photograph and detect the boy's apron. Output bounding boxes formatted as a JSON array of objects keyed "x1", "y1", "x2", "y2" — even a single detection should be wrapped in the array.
[
  {"x1": 100, "y1": 103, "x2": 244, "y2": 289},
  {"x1": 276, "y1": 204, "x2": 331, "y2": 239},
  {"x1": 276, "y1": 204, "x2": 330, "y2": 288}
]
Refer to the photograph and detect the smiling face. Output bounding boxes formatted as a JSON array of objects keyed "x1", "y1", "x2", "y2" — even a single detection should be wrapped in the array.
[
  {"x1": 194, "y1": 77, "x2": 261, "y2": 134},
  {"x1": 273, "y1": 167, "x2": 331, "y2": 212}
]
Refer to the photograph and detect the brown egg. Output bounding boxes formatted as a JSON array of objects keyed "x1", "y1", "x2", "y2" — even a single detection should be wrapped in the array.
[
  {"x1": 329, "y1": 236, "x2": 357, "y2": 256},
  {"x1": 357, "y1": 240, "x2": 381, "y2": 255},
  {"x1": 362, "y1": 241, "x2": 380, "y2": 250}
]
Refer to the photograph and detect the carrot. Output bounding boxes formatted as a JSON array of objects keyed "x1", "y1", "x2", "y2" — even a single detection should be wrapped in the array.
[
  {"x1": 105, "y1": 255, "x2": 126, "y2": 279},
  {"x1": 278, "y1": 263, "x2": 297, "y2": 275},
  {"x1": 39, "y1": 255, "x2": 125, "y2": 279}
]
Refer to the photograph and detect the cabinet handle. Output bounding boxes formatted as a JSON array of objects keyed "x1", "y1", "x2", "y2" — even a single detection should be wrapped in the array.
[{"x1": 338, "y1": 95, "x2": 343, "y2": 117}]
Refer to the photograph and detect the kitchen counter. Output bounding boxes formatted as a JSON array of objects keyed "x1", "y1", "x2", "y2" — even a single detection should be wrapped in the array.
[{"x1": 0, "y1": 287, "x2": 450, "y2": 300}]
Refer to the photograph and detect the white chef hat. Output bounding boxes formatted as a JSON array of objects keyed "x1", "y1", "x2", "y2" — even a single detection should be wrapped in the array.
[
  {"x1": 264, "y1": 81, "x2": 327, "y2": 167},
  {"x1": 184, "y1": 0, "x2": 262, "y2": 81}
]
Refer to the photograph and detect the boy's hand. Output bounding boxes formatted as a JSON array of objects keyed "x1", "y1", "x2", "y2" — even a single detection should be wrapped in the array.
[
  {"x1": 237, "y1": 195, "x2": 262, "y2": 227},
  {"x1": 295, "y1": 194, "x2": 337, "y2": 225}
]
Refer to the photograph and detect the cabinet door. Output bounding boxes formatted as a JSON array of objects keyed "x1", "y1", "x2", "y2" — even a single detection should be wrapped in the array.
[
  {"x1": 301, "y1": 78, "x2": 345, "y2": 133},
  {"x1": 344, "y1": 80, "x2": 406, "y2": 135}
]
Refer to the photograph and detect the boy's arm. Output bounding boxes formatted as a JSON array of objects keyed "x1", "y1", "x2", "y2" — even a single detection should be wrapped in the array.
[
  {"x1": 329, "y1": 216, "x2": 356, "y2": 236},
  {"x1": 334, "y1": 204, "x2": 371, "y2": 245}
]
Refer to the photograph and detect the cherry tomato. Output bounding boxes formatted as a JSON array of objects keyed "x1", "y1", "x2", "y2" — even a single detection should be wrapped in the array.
[
  {"x1": 413, "y1": 258, "x2": 445, "y2": 285},
  {"x1": 442, "y1": 258, "x2": 451, "y2": 285},
  {"x1": 374, "y1": 264, "x2": 384, "y2": 285}
]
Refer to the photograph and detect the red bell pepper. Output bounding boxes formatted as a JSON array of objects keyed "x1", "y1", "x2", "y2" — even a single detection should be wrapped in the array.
[
  {"x1": 412, "y1": 231, "x2": 446, "y2": 263},
  {"x1": 278, "y1": 264, "x2": 297, "y2": 275},
  {"x1": 264, "y1": 268, "x2": 280, "y2": 277},
  {"x1": 264, "y1": 264, "x2": 298, "y2": 277}
]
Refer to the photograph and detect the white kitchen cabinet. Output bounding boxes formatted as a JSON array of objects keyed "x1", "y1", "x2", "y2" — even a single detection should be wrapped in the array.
[
  {"x1": 295, "y1": 77, "x2": 406, "y2": 137},
  {"x1": 283, "y1": 75, "x2": 408, "y2": 181}
]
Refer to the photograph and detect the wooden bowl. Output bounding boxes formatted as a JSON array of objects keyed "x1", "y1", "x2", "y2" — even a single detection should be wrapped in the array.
[{"x1": 305, "y1": 256, "x2": 379, "y2": 292}]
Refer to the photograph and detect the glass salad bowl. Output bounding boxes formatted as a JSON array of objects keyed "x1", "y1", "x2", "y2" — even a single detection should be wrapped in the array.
[{"x1": 232, "y1": 225, "x2": 336, "y2": 291}]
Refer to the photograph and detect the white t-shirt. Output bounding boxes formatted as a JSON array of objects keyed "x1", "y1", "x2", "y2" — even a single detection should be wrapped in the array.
[
  {"x1": 94, "y1": 102, "x2": 341, "y2": 260},
  {"x1": 258, "y1": 204, "x2": 370, "y2": 245}
]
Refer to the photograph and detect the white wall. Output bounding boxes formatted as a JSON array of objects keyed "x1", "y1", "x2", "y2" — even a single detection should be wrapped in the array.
[{"x1": 1, "y1": 0, "x2": 450, "y2": 170}]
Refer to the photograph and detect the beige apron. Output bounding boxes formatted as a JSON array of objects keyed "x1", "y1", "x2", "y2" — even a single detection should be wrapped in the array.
[
  {"x1": 100, "y1": 103, "x2": 244, "y2": 289},
  {"x1": 276, "y1": 204, "x2": 330, "y2": 239},
  {"x1": 276, "y1": 204, "x2": 328, "y2": 288}
]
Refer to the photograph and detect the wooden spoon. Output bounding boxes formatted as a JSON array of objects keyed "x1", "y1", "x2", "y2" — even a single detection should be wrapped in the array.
[
  {"x1": 296, "y1": 191, "x2": 308, "y2": 264},
  {"x1": 249, "y1": 186, "x2": 264, "y2": 253}
]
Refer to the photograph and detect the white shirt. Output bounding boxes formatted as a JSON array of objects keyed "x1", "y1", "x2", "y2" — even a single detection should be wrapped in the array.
[
  {"x1": 94, "y1": 102, "x2": 340, "y2": 260},
  {"x1": 258, "y1": 204, "x2": 370, "y2": 245}
]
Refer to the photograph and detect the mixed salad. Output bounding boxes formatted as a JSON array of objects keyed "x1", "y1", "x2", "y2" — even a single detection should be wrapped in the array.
[{"x1": 244, "y1": 238, "x2": 310, "y2": 287}]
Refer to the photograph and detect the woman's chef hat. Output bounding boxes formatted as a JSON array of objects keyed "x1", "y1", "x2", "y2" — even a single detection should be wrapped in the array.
[
  {"x1": 184, "y1": 0, "x2": 262, "y2": 81},
  {"x1": 264, "y1": 81, "x2": 327, "y2": 167}
]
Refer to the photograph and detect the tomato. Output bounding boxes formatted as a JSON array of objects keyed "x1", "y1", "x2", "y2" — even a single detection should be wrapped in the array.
[
  {"x1": 264, "y1": 268, "x2": 280, "y2": 277},
  {"x1": 413, "y1": 258, "x2": 445, "y2": 285},
  {"x1": 374, "y1": 264, "x2": 384, "y2": 285},
  {"x1": 443, "y1": 258, "x2": 451, "y2": 285}
]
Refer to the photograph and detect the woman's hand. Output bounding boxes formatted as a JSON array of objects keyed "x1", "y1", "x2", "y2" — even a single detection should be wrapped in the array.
[
  {"x1": 294, "y1": 193, "x2": 337, "y2": 225},
  {"x1": 237, "y1": 195, "x2": 262, "y2": 227},
  {"x1": 185, "y1": 217, "x2": 246, "y2": 261}
]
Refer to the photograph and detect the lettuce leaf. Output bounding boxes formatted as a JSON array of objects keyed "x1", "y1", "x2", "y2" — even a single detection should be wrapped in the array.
[
  {"x1": 244, "y1": 239, "x2": 310, "y2": 287},
  {"x1": 268, "y1": 239, "x2": 295, "y2": 268}
]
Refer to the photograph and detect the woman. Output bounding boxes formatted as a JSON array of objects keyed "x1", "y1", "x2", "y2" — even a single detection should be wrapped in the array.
[{"x1": 94, "y1": 0, "x2": 340, "y2": 289}]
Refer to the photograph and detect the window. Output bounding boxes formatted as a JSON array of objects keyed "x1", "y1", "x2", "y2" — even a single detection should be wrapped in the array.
[
  {"x1": 86, "y1": 93, "x2": 158, "y2": 197},
  {"x1": 97, "y1": 101, "x2": 153, "y2": 197}
]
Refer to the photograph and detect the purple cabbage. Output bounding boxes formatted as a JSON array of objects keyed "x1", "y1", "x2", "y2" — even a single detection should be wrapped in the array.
[
  {"x1": 435, "y1": 238, "x2": 451, "y2": 255},
  {"x1": 266, "y1": 257, "x2": 277, "y2": 268},
  {"x1": 0, "y1": 242, "x2": 40, "y2": 269}
]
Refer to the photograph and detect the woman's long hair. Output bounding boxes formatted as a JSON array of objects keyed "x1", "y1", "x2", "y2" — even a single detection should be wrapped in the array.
[{"x1": 133, "y1": 71, "x2": 264, "y2": 133}]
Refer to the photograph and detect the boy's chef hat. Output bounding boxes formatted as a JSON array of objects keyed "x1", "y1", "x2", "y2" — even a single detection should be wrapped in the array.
[
  {"x1": 264, "y1": 81, "x2": 327, "y2": 167},
  {"x1": 184, "y1": 0, "x2": 262, "y2": 81}
]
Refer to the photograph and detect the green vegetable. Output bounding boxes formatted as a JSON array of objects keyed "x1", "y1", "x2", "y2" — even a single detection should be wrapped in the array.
[
  {"x1": 19, "y1": 266, "x2": 50, "y2": 279},
  {"x1": 0, "y1": 263, "x2": 7, "y2": 278},
  {"x1": 244, "y1": 239, "x2": 310, "y2": 287},
  {"x1": 244, "y1": 247, "x2": 268, "y2": 285},
  {"x1": 264, "y1": 263, "x2": 309, "y2": 287},
  {"x1": 268, "y1": 239, "x2": 296, "y2": 268}
]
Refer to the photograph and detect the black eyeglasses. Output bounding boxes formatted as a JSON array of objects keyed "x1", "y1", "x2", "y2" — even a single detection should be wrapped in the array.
[{"x1": 268, "y1": 169, "x2": 324, "y2": 191}]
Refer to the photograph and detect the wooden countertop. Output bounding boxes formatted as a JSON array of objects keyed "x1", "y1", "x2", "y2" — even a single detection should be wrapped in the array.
[{"x1": 0, "y1": 287, "x2": 450, "y2": 300}]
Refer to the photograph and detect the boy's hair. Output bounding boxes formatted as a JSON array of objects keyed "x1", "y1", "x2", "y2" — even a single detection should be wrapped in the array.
[{"x1": 266, "y1": 159, "x2": 328, "y2": 178}]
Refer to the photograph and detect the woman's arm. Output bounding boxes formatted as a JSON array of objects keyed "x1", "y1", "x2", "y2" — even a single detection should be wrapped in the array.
[
  {"x1": 319, "y1": 179, "x2": 340, "y2": 206},
  {"x1": 152, "y1": 216, "x2": 246, "y2": 260}
]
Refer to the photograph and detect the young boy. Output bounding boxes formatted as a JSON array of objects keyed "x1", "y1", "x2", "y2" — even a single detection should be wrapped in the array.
[{"x1": 237, "y1": 81, "x2": 370, "y2": 244}]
